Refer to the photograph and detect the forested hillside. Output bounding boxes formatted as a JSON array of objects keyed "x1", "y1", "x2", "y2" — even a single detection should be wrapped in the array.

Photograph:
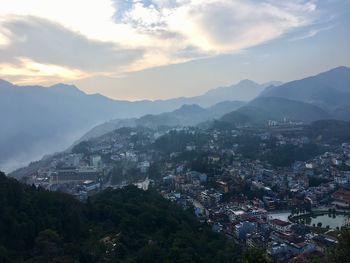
[{"x1": 0, "y1": 171, "x2": 239, "y2": 262}]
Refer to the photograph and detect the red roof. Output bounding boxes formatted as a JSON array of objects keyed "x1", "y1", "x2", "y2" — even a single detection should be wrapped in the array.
[
  {"x1": 332, "y1": 189, "x2": 350, "y2": 204},
  {"x1": 270, "y1": 218, "x2": 291, "y2": 227}
]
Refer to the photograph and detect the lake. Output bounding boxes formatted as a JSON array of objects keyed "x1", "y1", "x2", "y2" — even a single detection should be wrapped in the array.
[
  {"x1": 298, "y1": 213, "x2": 350, "y2": 229},
  {"x1": 268, "y1": 211, "x2": 350, "y2": 229}
]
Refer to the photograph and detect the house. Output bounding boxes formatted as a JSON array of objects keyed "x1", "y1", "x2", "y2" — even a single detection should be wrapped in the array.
[
  {"x1": 91, "y1": 155, "x2": 101, "y2": 167},
  {"x1": 200, "y1": 189, "x2": 222, "y2": 206},
  {"x1": 267, "y1": 242, "x2": 288, "y2": 257},
  {"x1": 82, "y1": 180, "x2": 100, "y2": 193},
  {"x1": 345, "y1": 160, "x2": 350, "y2": 167},
  {"x1": 335, "y1": 176, "x2": 348, "y2": 186},
  {"x1": 331, "y1": 189, "x2": 350, "y2": 208},
  {"x1": 216, "y1": 180, "x2": 229, "y2": 193},
  {"x1": 269, "y1": 219, "x2": 292, "y2": 232},
  {"x1": 52, "y1": 168, "x2": 100, "y2": 182},
  {"x1": 246, "y1": 233, "x2": 267, "y2": 249},
  {"x1": 235, "y1": 221, "x2": 256, "y2": 240},
  {"x1": 332, "y1": 158, "x2": 342, "y2": 166},
  {"x1": 248, "y1": 208, "x2": 268, "y2": 220},
  {"x1": 288, "y1": 242, "x2": 316, "y2": 255},
  {"x1": 139, "y1": 161, "x2": 150, "y2": 173}
]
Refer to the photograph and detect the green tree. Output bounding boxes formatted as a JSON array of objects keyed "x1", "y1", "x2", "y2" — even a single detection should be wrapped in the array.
[
  {"x1": 328, "y1": 228, "x2": 350, "y2": 262},
  {"x1": 243, "y1": 248, "x2": 272, "y2": 263}
]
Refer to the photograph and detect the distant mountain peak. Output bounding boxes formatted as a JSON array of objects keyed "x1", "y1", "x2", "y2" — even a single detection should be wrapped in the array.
[
  {"x1": 303, "y1": 66, "x2": 350, "y2": 82},
  {"x1": 49, "y1": 83, "x2": 85, "y2": 96},
  {"x1": 199, "y1": 78, "x2": 279, "y2": 105},
  {"x1": 260, "y1": 65, "x2": 350, "y2": 115},
  {"x1": 236, "y1": 79, "x2": 259, "y2": 86},
  {"x1": 263, "y1": 80, "x2": 283, "y2": 87},
  {"x1": 50, "y1": 83, "x2": 79, "y2": 90},
  {"x1": 175, "y1": 104, "x2": 204, "y2": 113},
  {"x1": 331, "y1": 65, "x2": 350, "y2": 71},
  {"x1": 316, "y1": 65, "x2": 350, "y2": 77},
  {"x1": 0, "y1": 79, "x2": 14, "y2": 88},
  {"x1": 179, "y1": 104, "x2": 203, "y2": 109}
]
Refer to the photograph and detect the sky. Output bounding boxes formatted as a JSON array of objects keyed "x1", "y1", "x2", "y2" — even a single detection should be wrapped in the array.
[{"x1": 0, "y1": 0, "x2": 349, "y2": 100}]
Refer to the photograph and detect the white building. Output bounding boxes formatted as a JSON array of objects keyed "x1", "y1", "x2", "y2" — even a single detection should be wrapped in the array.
[{"x1": 91, "y1": 155, "x2": 101, "y2": 167}]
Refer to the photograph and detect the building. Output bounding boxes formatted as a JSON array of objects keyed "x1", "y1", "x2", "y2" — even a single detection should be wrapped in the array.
[
  {"x1": 246, "y1": 233, "x2": 267, "y2": 249},
  {"x1": 139, "y1": 161, "x2": 150, "y2": 173},
  {"x1": 332, "y1": 158, "x2": 342, "y2": 166},
  {"x1": 269, "y1": 219, "x2": 292, "y2": 232},
  {"x1": 267, "y1": 242, "x2": 288, "y2": 257},
  {"x1": 91, "y1": 155, "x2": 101, "y2": 167},
  {"x1": 263, "y1": 196, "x2": 276, "y2": 210},
  {"x1": 82, "y1": 180, "x2": 100, "y2": 192},
  {"x1": 216, "y1": 180, "x2": 229, "y2": 193},
  {"x1": 332, "y1": 189, "x2": 350, "y2": 208},
  {"x1": 63, "y1": 154, "x2": 82, "y2": 167},
  {"x1": 248, "y1": 209, "x2": 268, "y2": 220},
  {"x1": 52, "y1": 168, "x2": 100, "y2": 183},
  {"x1": 200, "y1": 189, "x2": 222, "y2": 207},
  {"x1": 235, "y1": 221, "x2": 257, "y2": 240}
]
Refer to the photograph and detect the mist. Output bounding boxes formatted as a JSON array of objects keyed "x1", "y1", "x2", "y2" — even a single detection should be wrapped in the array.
[{"x1": 0, "y1": 127, "x2": 92, "y2": 173}]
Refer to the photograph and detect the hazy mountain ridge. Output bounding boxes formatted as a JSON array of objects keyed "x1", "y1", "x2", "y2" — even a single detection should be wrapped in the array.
[
  {"x1": 76, "y1": 101, "x2": 245, "y2": 143},
  {"x1": 0, "y1": 79, "x2": 262, "y2": 172},
  {"x1": 1, "y1": 66, "x2": 349, "y2": 172},
  {"x1": 187, "y1": 79, "x2": 282, "y2": 107},
  {"x1": 217, "y1": 66, "x2": 350, "y2": 127},
  {"x1": 218, "y1": 97, "x2": 330, "y2": 126},
  {"x1": 0, "y1": 83, "x2": 129, "y2": 172},
  {"x1": 261, "y1": 66, "x2": 350, "y2": 112},
  {"x1": 137, "y1": 101, "x2": 245, "y2": 128}
]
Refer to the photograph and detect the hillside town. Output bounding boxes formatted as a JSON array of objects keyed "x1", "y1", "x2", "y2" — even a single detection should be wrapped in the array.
[{"x1": 16, "y1": 121, "x2": 350, "y2": 262}]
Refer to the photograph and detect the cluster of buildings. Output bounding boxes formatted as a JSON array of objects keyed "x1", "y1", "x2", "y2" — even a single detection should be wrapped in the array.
[
  {"x1": 21, "y1": 128, "x2": 160, "y2": 199},
  {"x1": 155, "y1": 128, "x2": 350, "y2": 261},
  {"x1": 17, "y1": 124, "x2": 350, "y2": 261}
]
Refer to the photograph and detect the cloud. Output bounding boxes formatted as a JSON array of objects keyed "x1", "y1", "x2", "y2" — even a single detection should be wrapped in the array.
[
  {"x1": 113, "y1": 0, "x2": 317, "y2": 52},
  {"x1": 0, "y1": 57, "x2": 88, "y2": 85},
  {"x1": 289, "y1": 25, "x2": 334, "y2": 41},
  {"x1": 0, "y1": 16, "x2": 143, "y2": 83},
  {"x1": 107, "y1": 0, "x2": 319, "y2": 71},
  {"x1": 0, "y1": 0, "x2": 319, "y2": 84}
]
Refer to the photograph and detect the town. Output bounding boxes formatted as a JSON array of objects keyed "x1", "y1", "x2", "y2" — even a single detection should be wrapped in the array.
[{"x1": 14, "y1": 120, "x2": 350, "y2": 262}]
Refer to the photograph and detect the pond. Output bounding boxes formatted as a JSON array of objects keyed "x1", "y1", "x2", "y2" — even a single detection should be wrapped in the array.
[
  {"x1": 297, "y1": 213, "x2": 350, "y2": 229},
  {"x1": 268, "y1": 211, "x2": 350, "y2": 229}
]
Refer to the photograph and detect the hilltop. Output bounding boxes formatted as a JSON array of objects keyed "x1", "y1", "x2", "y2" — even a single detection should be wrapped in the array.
[{"x1": 0, "y1": 171, "x2": 239, "y2": 262}]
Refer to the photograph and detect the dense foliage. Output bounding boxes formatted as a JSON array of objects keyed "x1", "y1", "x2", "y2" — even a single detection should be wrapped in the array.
[
  {"x1": 242, "y1": 249, "x2": 271, "y2": 263},
  {"x1": 72, "y1": 140, "x2": 91, "y2": 155},
  {"x1": 263, "y1": 143, "x2": 322, "y2": 167},
  {"x1": 327, "y1": 228, "x2": 350, "y2": 263},
  {"x1": 0, "y1": 172, "x2": 239, "y2": 262},
  {"x1": 218, "y1": 96, "x2": 330, "y2": 125},
  {"x1": 307, "y1": 120, "x2": 350, "y2": 144},
  {"x1": 154, "y1": 130, "x2": 210, "y2": 154}
]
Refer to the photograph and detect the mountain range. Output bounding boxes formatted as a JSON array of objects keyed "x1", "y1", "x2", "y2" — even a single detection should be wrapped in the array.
[
  {"x1": 0, "y1": 78, "x2": 270, "y2": 172},
  {"x1": 261, "y1": 66, "x2": 350, "y2": 119},
  {"x1": 184, "y1": 79, "x2": 282, "y2": 107},
  {"x1": 1, "y1": 66, "x2": 350, "y2": 172},
  {"x1": 218, "y1": 66, "x2": 350, "y2": 126},
  {"x1": 218, "y1": 96, "x2": 331, "y2": 126},
  {"x1": 76, "y1": 101, "x2": 245, "y2": 143}
]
